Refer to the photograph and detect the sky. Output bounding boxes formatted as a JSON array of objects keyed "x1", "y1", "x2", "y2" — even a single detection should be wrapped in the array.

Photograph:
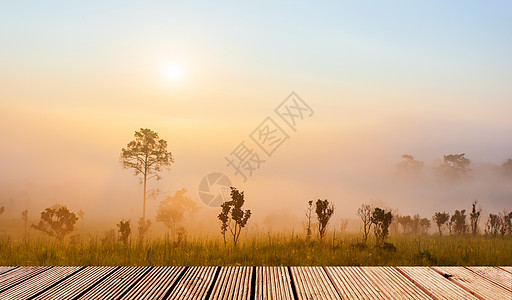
[{"x1": 1, "y1": 1, "x2": 511, "y2": 229}]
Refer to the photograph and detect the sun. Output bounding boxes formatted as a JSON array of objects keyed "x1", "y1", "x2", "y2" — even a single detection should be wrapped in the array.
[{"x1": 164, "y1": 63, "x2": 182, "y2": 80}]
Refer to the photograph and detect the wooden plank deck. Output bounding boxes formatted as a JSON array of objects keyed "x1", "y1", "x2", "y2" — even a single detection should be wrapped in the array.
[
  {"x1": 362, "y1": 266, "x2": 432, "y2": 300},
  {"x1": 466, "y1": 267, "x2": 512, "y2": 291},
  {"x1": 433, "y1": 266, "x2": 512, "y2": 300},
  {"x1": 255, "y1": 266, "x2": 294, "y2": 300},
  {"x1": 397, "y1": 266, "x2": 478, "y2": 300},
  {"x1": 0, "y1": 266, "x2": 81, "y2": 300},
  {"x1": 0, "y1": 266, "x2": 510, "y2": 299}
]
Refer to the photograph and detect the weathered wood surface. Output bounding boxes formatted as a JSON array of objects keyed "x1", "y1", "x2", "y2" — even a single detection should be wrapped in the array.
[
  {"x1": 433, "y1": 266, "x2": 512, "y2": 300},
  {"x1": 362, "y1": 266, "x2": 432, "y2": 300},
  {"x1": 0, "y1": 266, "x2": 80, "y2": 300},
  {"x1": 466, "y1": 267, "x2": 512, "y2": 292},
  {"x1": 0, "y1": 266, "x2": 510, "y2": 299},
  {"x1": 397, "y1": 266, "x2": 478, "y2": 300},
  {"x1": 255, "y1": 266, "x2": 294, "y2": 300}
]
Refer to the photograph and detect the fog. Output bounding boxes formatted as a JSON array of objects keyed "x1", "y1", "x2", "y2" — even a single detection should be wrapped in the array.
[
  {"x1": 1, "y1": 103, "x2": 511, "y2": 236},
  {"x1": 1, "y1": 1, "x2": 512, "y2": 237}
]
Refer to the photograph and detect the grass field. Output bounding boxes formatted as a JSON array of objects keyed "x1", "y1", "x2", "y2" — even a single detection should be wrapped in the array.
[{"x1": 1, "y1": 233, "x2": 511, "y2": 266}]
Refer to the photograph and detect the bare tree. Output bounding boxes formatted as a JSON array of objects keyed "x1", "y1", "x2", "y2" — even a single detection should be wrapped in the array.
[
  {"x1": 357, "y1": 204, "x2": 373, "y2": 243},
  {"x1": 469, "y1": 200, "x2": 481, "y2": 237},
  {"x1": 120, "y1": 128, "x2": 173, "y2": 233},
  {"x1": 305, "y1": 200, "x2": 314, "y2": 240},
  {"x1": 315, "y1": 199, "x2": 334, "y2": 241}
]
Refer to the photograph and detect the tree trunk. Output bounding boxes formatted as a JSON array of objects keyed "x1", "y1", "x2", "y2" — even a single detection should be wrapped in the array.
[{"x1": 143, "y1": 172, "x2": 147, "y2": 222}]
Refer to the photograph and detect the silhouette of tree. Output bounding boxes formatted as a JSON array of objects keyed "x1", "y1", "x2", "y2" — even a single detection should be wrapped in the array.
[
  {"x1": 315, "y1": 199, "x2": 334, "y2": 241},
  {"x1": 411, "y1": 214, "x2": 421, "y2": 234},
  {"x1": 217, "y1": 187, "x2": 251, "y2": 247},
  {"x1": 117, "y1": 219, "x2": 131, "y2": 245},
  {"x1": 120, "y1": 128, "x2": 173, "y2": 231},
  {"x1": 450, "y1": 209, "x2": 468, "y2": 235},
  {"x1": 502, "y1": 159, "x2": 512, "y2": 175},
  {"x1": 357, "y1": 204, "x2": 373, "y2": 243},
  {"x1": 371, "y1": 207, "x2": 393, "y2": 246},
  {"x1": 156, "y1": 188, "x2": 199, "y2": 243},
  {"x1": 433, "y1": 212, "x2": 450, "y2": 235},
  {"x1": 419, "y1": 218, "x2": 431, "y2": 234},
  {"x1": 21, "y1": 209, "x2": 28, "y2": 236},
  {"x1": 436, "y1": 153, "x2": 471, "y2": 180},
  {"x1": 469, "y1": 200, "x2": 481, "y2": 237},
  {"x1": 397, "y1": 154, "x2": 424, "y2": 172},
  {"x1": 305, "y1": 200, "x2": 314, "y2": 240},
  {"x1": 396, "y1": 215, "x2": 412, "y2": 234},
  {"x1": 31, "y1": 205, "x2": 78, "y2": 241},
  {"x1": 486, "y1": 214, "x2": 500, "y2": 237},
  {"x1": 137, "y1": 218, "x2": 151, "y2": 242},
  {"x1": 339, "y1": 218, "x2": 348, "y2": 234}
]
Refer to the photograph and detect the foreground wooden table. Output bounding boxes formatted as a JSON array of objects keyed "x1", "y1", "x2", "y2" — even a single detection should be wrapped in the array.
[{"x1": 0, "y1": 266, "x2": 510, "y2": 299}]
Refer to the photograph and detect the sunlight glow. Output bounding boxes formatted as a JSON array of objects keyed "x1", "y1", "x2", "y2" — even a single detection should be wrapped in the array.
[{"x1": 164, "y1": 63, "x2": 182, "y2": 80}]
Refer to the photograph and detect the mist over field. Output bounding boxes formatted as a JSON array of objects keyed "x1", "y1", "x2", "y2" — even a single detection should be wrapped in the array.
[{"x1": 1, "y1": 1, "x2": 512, "y2": 238}]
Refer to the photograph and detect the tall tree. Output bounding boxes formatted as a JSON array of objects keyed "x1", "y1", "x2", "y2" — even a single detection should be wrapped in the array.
[
  {"x1": 217, "y1": 187, "x2": 251, "y2": 247},
  {"x1": 357, "y1": 204, "x2": 373, "y2": 243},
  {"x1": 120, "y1": 128, "x2": 173, "y2": 227},
  {"x1": 315, "y1": 199, "x2": 334, "y2": 241},
  {"x1": 433, "y1": 212, "x2": 450, "y2": 235}
]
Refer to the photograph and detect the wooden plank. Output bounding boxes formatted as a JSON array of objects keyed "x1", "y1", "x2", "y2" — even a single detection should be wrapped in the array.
[
  {"x1": 119, "y1": 266, "x2": 184, "y2": 300},
  {"x1": 0, "y1": 266, "x2": 49, "y2": 292},
  {"x1": 0, "y1": 266, "x2": 80, "y2": 299},
  {"x1": 467, "y1": 267, "x2": 512, "y2": 291},
  {"x1": 77, "y1": 266, "x2": 151, "y2": 299},
  {"x1": 255, "y1": 266, "x2": 294, "y2": 300},
  {"x1": 0, "y1": 267, "x2": 16, "y2": 275},
  {"x1": 325, "y1": 266, "x2": 388, "y2": 299},
  {"x1": 398, "y1": 267, "x2": 478, "y2": 300},
  {"x1": 290, "y1": 266, "x2": 340, "y2": 300},
  {"x1": 362, "y1": 267, "x2": 432, "y2": 300},
  {"x1": 209, "y1": 266, "x2": 252, "y2": 300},
  {"x1": 167, "y1": 266, "x2": 217, "y2": 300},
  {"x1": 433, "y1": 266, "x2": 512, "y2": 300},
  {"x1": 32, "y1": 266, "x2": 117, "y2": 300}
]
